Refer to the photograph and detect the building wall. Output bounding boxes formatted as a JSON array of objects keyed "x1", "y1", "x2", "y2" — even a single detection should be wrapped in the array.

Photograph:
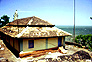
[
  {"x1": 6, "y1": 36, "x2": 8, "y2": 42},
  {"x1": 5, "y1": 36, "x2": 19, "y2": 51},
  {"x1": 23, "y1": 39, "x2": 46, "y2": 52},
  {"x1": 22, "y1": 37, "x2": 59, "y2": 52},
  {"x1": 0, "y1": 32, "x2": 1, "y2": 39},
  {"x1": 10, "y1": 37, "x2": 13, "y2": 47},
  {"x1": 1, "y1": 34, "x2": 65, "y2": 52},
  {"x1": 14, "y1": 38, "x2": 20, "y2": 52},
  {"x1": 5, "y1": 35, "x2": 10, "y2": 44},
  {"x1": 48, "y1": 37, "x2": 58, "y2": 48}
]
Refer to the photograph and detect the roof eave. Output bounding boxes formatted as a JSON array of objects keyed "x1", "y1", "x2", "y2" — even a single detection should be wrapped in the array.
[
  {"x1": 6, "y1": 25, "x2": 55, "y2": 27},
  {"x1": 15, "y1": 35, "x2": 71, "y2": 39}
]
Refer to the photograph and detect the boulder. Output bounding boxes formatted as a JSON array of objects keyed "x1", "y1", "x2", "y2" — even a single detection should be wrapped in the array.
[{"x1": 58, "y1": 46, "x2": 67, "y2": 54}]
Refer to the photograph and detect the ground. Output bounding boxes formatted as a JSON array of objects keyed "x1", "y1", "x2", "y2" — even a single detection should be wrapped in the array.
[
  {"x1": 0, "y1": 40, "x2": 21, "y2": 62},
  {"x1": 0, "y1": 39, "x2": 92, "y2": 62}
]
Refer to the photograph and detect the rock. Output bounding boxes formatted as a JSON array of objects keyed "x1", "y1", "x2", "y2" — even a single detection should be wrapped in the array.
[
  {"x1": 0, "y1": 45, "x2": 1, "y2": 47},
  {"x1": 89, "y1": 52, "x2": 92, "y2": 58},
  {"x1": 0, "y1": 57, "x2": 8, "y2": 62},
  {"x1": 52, "y1": 59, "x2": 58, "y2": 62},
  {"x1": 0, "y1": 48, "x2": 4, "y2": 50},
  {"x1": 86, "y1": 59, "x2": 91, "y2": 62},
  {"x1": 58, "y1": 50, "x2": 91, "y2": 62},
  {"x1": 73, "y1": 50, "x2": 91, "y2": 59},
  {"x1": 58, "y1": 47, "x2": 67, "y2": 54}
]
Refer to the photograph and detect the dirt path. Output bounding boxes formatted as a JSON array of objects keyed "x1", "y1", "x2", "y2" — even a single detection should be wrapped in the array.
[{"x1": 0, "y1": 40, "x2": 21, "y2": 62}]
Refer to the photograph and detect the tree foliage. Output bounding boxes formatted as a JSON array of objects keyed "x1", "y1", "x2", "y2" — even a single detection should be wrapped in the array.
[
  {"x1": 75, "y1": 34, "x2": 92, "y2": 51},
  {"x1": 0, "y1": 19, "x2": 4, "y2": 27},
  {"x1": 90, "y1": 17, "x2": 92, "y2": 19},
  {"x1": 0, "y1": 15, "x2": 10, "y2": 27}
]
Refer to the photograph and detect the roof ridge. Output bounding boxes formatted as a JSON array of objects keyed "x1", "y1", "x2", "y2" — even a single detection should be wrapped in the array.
[
  {"x1": 7, "y1": 16, "x2": 54, "y2": 26},
  {"x1": 32, "y1": 16, "x2": 53, "y2": 25},
  {"x1": 14, "y1": 17, "x2": 32, "y2": 21},
  {"x1": 27, "y1": 18, "x2": 33, "y2": 25}
]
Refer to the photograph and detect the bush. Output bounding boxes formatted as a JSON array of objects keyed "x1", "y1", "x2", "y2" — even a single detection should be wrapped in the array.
[{"x1": 75, "y1": 34, "x2": 92, "y2": 51}]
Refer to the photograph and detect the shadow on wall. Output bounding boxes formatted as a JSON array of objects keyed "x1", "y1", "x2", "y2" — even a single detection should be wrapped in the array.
[{"x1": 2, "y1": 39, "x2": 19, "y2": 57}]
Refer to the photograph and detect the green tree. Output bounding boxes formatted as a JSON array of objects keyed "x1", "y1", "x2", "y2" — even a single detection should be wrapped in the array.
[
  {"x1": 0, "y1": 19, "x2": 4, "y2": 27},
  {"x1": 0, "y1": 19, "x2": 1, "y2": 27},
  {"x1": 0, "y1": 15, "x2": 10, "y2": 27},
  {"x1": 75, "y1": 34, "x2": 92, "y2": 51},
  {"x1": 90, "y1": 17, "x2": 92, "y2": 19}
]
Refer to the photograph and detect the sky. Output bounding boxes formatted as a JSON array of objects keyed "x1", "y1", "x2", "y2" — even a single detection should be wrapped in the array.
[{"x1": 0, "y1": 0, "x2": 92, "y2": 26}]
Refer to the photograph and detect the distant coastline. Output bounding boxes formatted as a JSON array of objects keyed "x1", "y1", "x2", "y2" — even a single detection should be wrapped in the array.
[
  {"x1": 55, "y1": 25, "x2": 92, "y2": 42},
  {"x1": 56, "y1": 25, "x2": 92, "y2": 36}
]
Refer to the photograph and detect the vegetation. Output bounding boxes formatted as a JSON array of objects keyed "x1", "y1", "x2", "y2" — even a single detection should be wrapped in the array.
[
  {"x1": 90, "y1": 17, "x2": 92, "y2": 19},
  {"x1": 0, "y1": 15, "x2": 10, "y2": 27},
  {"x1": 75, "y1": 34, "x2": 92, "y2": 51}
]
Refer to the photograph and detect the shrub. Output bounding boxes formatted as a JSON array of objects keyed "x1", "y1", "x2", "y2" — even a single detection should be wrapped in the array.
[{"x1": 75, "y1": 34, "x2": 92, "y2": 51}]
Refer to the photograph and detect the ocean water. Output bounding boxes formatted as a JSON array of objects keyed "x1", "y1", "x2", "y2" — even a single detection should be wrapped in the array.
[
  {"x1": 56, "y1": 26, "x2": 92, "y2": 36},
  {"x1": 56, "y1": 26, "x2": 92, "y2": 42}
]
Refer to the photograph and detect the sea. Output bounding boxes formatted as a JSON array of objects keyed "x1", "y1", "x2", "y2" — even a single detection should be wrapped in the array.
[{"x1": 56, "y1": 26, "x2": 92, "y2": 41}]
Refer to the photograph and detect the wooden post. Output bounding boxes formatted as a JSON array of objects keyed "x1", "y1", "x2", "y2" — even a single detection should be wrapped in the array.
[
  {"x1": 9, "y1": 36, "x2": 10, "y2": 44},
  {"x1": 19, "y1": 39, "x2": 23, "y2": 52},
  {"x1": 13, "y1": 38, "x2": 14, "y2": 48},
  {"x1": 62, "y1": 37, "x2": 65, "y2": 49},
  {"x1": 46, "y1": 38, "x2": 48, "y2": 49}
]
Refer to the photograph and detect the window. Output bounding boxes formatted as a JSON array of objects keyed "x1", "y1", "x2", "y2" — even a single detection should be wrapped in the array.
[{"x1": 28, "y1": 40, "x2": 34, "y2": 48}]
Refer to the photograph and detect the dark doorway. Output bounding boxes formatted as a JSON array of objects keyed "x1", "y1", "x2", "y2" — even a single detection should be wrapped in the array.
[{"x1": 58, "y1": 37, "x2": 62, "y2": 47}]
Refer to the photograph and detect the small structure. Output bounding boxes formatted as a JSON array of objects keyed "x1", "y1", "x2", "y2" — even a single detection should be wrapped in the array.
[
  {"x1": 13, "y1": 10, "x2": 18, "y2": 20},
  {"x1": 0, "y1": 16, "x2": 71, "y2": 57}
]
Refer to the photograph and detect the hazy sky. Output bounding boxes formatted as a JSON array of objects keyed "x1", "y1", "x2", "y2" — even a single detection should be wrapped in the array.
[{"x1": 0, "y1": 0, "x2": 92, "y2": 26}]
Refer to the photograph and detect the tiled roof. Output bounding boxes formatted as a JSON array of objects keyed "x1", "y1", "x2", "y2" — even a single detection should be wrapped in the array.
[
  {"x1": 0, "y1": 16, "x2": 72, "y2": 38},
  {"x1": 0, "y1": 26, "x2": 71, "y2": 38},
  {"x1": 7, "y1": 16, "x2": 53, "y2": 26}
]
